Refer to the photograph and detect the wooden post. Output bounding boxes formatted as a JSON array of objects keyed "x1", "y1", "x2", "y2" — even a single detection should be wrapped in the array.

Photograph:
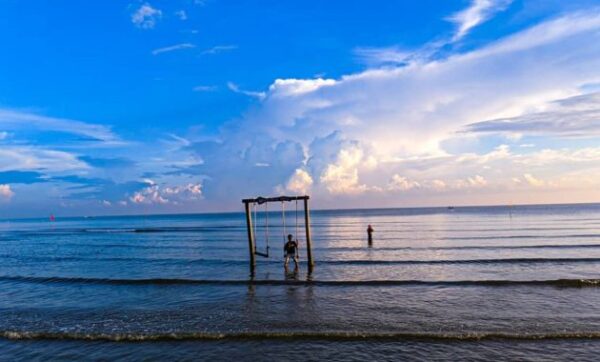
[
  {"x1": 244, "y1": 201, "x2": 256, "y2": 272},
  {"x1": 304, "y1": 197, "x2": 314, "y2": 270}
]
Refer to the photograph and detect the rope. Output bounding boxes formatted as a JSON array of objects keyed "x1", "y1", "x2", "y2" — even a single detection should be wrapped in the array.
[
  {"x1": 265, "y1": 202, "x2": 269, "y2": 254},
  {"x1": 282, "y1": 201, "x2": 286, "y2": 241},
  {"x1": 295, "y1": 198, "x2": 299, "y2": 240},
  {"x1": 253, "y1": 203, "x2": 257, "y2": 252},
  {"x1": 295, "y1": 198, "x2": 300, "y2": 258}
]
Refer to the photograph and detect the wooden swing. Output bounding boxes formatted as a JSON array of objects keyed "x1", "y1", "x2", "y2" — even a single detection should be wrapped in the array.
[{"x1": 242, "y1": 195, "x2": 314, "y2": 272}]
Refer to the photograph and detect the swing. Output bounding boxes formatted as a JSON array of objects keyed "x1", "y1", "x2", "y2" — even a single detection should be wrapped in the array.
[
  {"x1": 253, "y1": 198, "x2": 301, "y2": 258},
  {"x1": 242, "y1": 195, "x2": 314, "y2": 271},
  {"x1": 253, "y1": 202, "x2": 270, "y2": 257}
]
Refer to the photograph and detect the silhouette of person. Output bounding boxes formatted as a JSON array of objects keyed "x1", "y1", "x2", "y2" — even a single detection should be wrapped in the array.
[
  {"x1": 284, "y1": 234, "x2": 299, "y2": 269},
  {"x1": 367, "y1": 224, "x2": 374, "y2": 246}
]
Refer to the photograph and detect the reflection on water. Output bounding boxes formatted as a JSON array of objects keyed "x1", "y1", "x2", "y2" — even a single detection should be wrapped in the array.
[{"x1": 1, "y1": 204, "x2": 600, "y2": 359}]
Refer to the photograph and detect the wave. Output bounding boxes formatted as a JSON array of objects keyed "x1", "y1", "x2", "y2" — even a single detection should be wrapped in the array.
[
  {"x1": 325, "y1": 244, "x2": 600, "y2": 251},
  {"x1": 323, "y1": 258, "x2": 600, "y2": 265},
  {"x1": 1, "y1": 276, "x2": 599, "y2": 287},
  {"x1": 3, "y1": 330, "x2": 600, "y2": 342},
  {"x1": 3, "y1": 255, "x2": 600, "y2": 266},
  {"x1": 444, "y1": 234, "x2": 600, "y2": 240}
]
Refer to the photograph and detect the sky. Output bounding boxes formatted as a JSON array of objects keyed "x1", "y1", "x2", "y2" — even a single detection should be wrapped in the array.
[{"x1": 1, "y1": 0, "x2": 600, "y2": 218}]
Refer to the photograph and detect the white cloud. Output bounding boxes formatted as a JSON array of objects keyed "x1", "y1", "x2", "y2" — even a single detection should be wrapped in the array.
[
  {"x1": 319, "y1": 145, "x2": 369, "y2": 195},
  {"x1": 152, "y1": 43, "x2": 195, "y2": 55},
  {"x1": 0, "y1": 146, "x2": 89, "y2": 172},
  {"x1": 465, "y1": 92, "x2": 600, "y2": 138},
  {"x1": 0, "y1": 109, "x2": 117, "y2": 142},
  {"x1": 227, "y1": 82, "x2": 266, "y2": 100},
  {"x1": 130, "y1": 181, "x2": 203, "y2": 204},
  {"x1": 448, "y1": 0, "x2": 512, "y2": 41},
  {"x1": 388, "y1": 175, "x2": 420, "y2": 191},
  {"x1": 131, "y1": 3, "x2": 162, "y2": 29},
  {"x1": 354, "y1": 46, "x2": 413, "y2": 66},
  {"x1": 179, "y1": 10, "x2": 600, "y2": 206},
  {"x1": 285, "y1": 169, "x2": 313, "y2": 194},
  {"x1": 0, "y1": 184, "x2": 14, "y2": 199},
  {"x1": 523, "y1": 173, "x2": 545, "y2": 187}
]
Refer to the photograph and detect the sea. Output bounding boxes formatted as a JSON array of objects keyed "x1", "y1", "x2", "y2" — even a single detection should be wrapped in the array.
[{"x1": 1, "y1": 203, "x2": 600, "y2": 360}]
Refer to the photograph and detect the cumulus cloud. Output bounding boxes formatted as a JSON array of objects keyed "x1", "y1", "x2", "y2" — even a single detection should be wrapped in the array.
[
  {"x1": 0, "y1": 184, "x2": 14, "y2": 199},
  {"x1": 131, "y1": 3, "x2": 162, "y2": 29},
  {"x1": 129, "y1": 180, "x2": 202, "y2": 205},
  {"x1": 175, "y1": 10, "x2": 600, "y2": 206},
  {"x1": 285, "y1": 169, "x2": 313, "y2": 194},
  {"x1": 388, "y1": 175, "x2": 420, "y2": 191},
  {"x1": 152, "y1": 43, "x2": 195, "y2": 55}
]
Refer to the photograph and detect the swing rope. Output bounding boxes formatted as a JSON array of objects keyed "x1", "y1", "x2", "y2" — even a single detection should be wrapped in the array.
[
  {"x1": 281, "y1": 201, "x2": 286, "y2": 241},
  {"x1": 253, "y1": 203, "x2": 257, "y2": 253},
  {"x1": 295, "y1": 198, "x2": 300, "y2": 258},
  {"x1": 265, "y1": 202, "x2": 269, "y2": 256}
]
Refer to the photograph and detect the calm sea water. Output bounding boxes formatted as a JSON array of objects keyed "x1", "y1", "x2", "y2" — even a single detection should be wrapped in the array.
[{"x1": 1, "y1": 204, "x2": 600, "y2": 360}]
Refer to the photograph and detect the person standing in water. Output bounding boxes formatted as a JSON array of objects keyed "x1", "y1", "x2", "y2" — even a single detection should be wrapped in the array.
[
  {"x1": 367, "y1": 224, "x2": 374, "y2": 246},
  {"x1": 284, "y1": 234, "x2": 299, "y2": 269}
]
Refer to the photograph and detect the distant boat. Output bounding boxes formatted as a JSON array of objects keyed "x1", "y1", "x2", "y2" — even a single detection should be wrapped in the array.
[{"x1": 447, "y1": 206, "x2": 455, "y2": 210}]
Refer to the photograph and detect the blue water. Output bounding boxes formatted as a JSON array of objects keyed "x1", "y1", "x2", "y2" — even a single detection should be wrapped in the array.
[{"x1": 1, "y1": 204, "x2": 600, "y2": 360}]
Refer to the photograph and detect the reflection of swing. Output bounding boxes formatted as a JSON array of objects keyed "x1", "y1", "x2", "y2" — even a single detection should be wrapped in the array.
[{"x1": 242, "y1": 195, "x2": 314, "y2": 272}]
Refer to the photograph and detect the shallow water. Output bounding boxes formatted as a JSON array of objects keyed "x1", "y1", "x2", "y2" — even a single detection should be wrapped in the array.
[{"x1": 1, "y1": 204, "x2": 600, "y2": 360}]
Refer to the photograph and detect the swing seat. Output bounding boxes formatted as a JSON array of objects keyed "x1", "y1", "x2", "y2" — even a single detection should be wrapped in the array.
[{"x1": 254, "y1": 247, "x2": 269, "y2": 258}]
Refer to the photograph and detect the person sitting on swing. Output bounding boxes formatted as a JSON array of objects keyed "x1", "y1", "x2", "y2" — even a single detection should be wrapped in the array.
[{"x1": 284, "y1": 234, "x2": 299, "y2": 268}]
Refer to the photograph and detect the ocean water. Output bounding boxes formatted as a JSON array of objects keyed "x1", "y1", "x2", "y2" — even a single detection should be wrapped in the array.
[{"x1": 1, "y1": 204, "x2": 600, "y2": 360}]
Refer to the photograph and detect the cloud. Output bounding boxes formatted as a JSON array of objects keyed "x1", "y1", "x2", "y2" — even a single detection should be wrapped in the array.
[
  {"x1": 227, "y1": 82, "x2": 266, "y2": 100},
  {"x1": 175, "y1": 10, "x2": 187, "y2": 20},
  {"x1": 131, "y1": 3, "x2": 162, "y2": 29},
  {"x1": 523, "y1": 173, "x2": 545, "y2": 187},
  {"x1": 0, "y1": 184, "x2": 14, "y2": 199},
  {"x1": 285, "y1": 169, "x2": 313, "y2": 194},
  {"x1": 235, "y1": 11, "x2": 600, "y2": 158},
  {"x1": 193, "y1": 85, "x2": 217, "y2": 92},
  {"x1": 129, "y1": 180, "x2": 202, "y2": 204},
  {"x1": 0, "y1": 146, "x2": 89, "y2": 172},
  {"x1": 0, "y1": 109, "x2": 118, "y2": 142},
  {"x1": 388, "y1": 175, "x2": 420, "y2": 191},
  {"x1": 464, "y1": 92, "x2": 600, "y2": 138},
  {"x1": 152, "y1": 43, "x2": 195, "y2": 55},
  {"x1": 448, "y1": 0, "x2": 512, "y2": 41},
  {"x1": 202, "y1": 45, "x2": 237, "y2": 55},
  {"x1": 354, "y1": 46, "x2": 413, "y2": 66}
]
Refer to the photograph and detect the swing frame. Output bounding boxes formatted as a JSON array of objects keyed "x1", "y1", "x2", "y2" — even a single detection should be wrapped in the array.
[{"x1": 242, "y1": 195, "x2": 314, "y2": 272}]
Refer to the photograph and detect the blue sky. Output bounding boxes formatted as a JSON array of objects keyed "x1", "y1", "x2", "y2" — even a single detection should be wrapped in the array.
[{"x1": 1, "y1": 0, "x2": 600, "y2": 217}]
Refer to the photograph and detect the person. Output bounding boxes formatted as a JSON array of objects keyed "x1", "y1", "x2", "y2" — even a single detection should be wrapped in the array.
[
  {"x1": 367, "y1": 224, "x2": 374, "y2": 246},
  {"x1": 284, "y1": 234, "x2": 299, "y2": 268}
]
